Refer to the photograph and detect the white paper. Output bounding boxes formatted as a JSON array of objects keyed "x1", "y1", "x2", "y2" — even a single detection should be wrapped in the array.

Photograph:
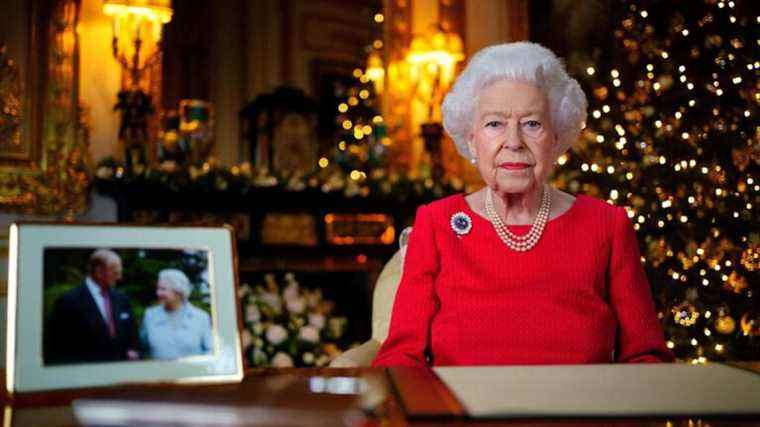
[{"x1": 434, "y1": 363, "x2": 760, "y2": 418}]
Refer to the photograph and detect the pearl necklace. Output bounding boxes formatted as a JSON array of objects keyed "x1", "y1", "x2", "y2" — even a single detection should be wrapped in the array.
[{"x1": 485, "y1": 186, "x2": 552, "y2": 252}]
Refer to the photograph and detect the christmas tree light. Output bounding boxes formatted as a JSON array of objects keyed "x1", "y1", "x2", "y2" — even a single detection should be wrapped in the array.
[
  {"x1": 554, "y1": 0, "x2": 758, "y2": 361},
  {"x1": 332, "y1": 3, "x2": 388, "y2": 176}
]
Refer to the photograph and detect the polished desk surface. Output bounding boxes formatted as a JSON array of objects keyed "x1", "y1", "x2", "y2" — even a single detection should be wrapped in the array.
[{"x1": 2, "y1": 364, "x2": 760, "y2": 427}]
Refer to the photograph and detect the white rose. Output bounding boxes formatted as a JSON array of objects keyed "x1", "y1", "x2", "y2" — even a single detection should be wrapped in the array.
[
  {"x1": 283, "y1": 283, "x2": 299, "y2": 301},
  {"x1": 265, "y1": 324, "x2": 288, "y2": 345},
  {"x1": 261, "y1": 292, "x2": 282, "y2": 311},
  {"x1": 308, "y1": 313, "x2": 325, "y2": 330},
  {"x1": 299, "y1": 325, "x2": 320, "y2": 343},
  {"x1": 252, "y1": 349, "x2": 268, "y2": 365},
  {"x1": 253, "y1": 323, "x2": 264, "y2": 335},
  {"x1": 246, "y1": 305, "x2": 260, "y2": 322},
  {"x1": 286, "y1": 297, "x2": 306, "y2": 315},
  {"x1": 271, "y1": 352, "x2": 294, "y2": 367}
]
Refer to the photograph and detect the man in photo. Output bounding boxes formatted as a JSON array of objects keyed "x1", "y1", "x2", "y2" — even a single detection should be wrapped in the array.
[{"x1": 44, "y1": 249, "x2": 139, "y2": 365}]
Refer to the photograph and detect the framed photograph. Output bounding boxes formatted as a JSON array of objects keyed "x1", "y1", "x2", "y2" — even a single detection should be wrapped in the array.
[{"x1": 5, "y1": 223, "x2": 244, "y2": 393}]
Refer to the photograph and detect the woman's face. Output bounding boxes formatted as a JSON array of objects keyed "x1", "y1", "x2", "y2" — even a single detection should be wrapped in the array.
[
  {"x1": 156, "y1": 279, "x2": 183, "y2": 308},
  {"x1": 467, "y1": 79, "x2": 557, "y2": 196}
]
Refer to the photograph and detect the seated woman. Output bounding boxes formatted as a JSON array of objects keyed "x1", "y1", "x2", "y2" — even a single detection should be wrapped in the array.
[
  {"x1": 373, "y1": 42, "x2": 674, "y2": 367},
  {"x1": 140, "y1": 269, "x2": 213, "y2": 359}
]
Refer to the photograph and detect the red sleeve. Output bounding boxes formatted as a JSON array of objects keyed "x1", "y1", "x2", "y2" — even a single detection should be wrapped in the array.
[
  {"x1": 609, "y1": 207, "x2": 675, "y2": 363},
  {"x1": 372, "y1": 204, "x2": 439, "y2": 367}
]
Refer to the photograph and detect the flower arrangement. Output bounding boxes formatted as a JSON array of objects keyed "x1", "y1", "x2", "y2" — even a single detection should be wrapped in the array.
[{"x1": 239, "y1": 272, "x2": 348, "y2": 367}]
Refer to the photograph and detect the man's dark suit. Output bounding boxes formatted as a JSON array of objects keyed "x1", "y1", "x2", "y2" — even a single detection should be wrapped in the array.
[{"x1": 44, "y1": 283, "x2": 138, "y2": 365}]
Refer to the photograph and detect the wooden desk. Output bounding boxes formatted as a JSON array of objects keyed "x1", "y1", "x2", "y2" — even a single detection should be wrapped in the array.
[{"x1": 2, "y1": 366, "x2": 760, "y2": 427}]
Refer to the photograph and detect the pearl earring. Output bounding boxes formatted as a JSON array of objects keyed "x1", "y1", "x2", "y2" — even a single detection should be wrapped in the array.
[{"x1": 470, "y1": 156, "x2": 477, "y2": 164}]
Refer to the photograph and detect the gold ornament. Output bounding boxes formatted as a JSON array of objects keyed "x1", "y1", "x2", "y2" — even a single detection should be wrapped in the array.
[
  {"x1": 593, "y1": 86, "x2": 609, "y2": 101},
  {"x1": 705, "y1": 34, "x2": 722, "y2": 48},
  {"x1": 630, "y1": 195, "x2": 646, "y2": 208},
  {"x1": 708, "y1": 168, "x2": 726, "y2": 184},
  {"x1": 740, "y1": 313, "x2": 760, "y2": 337},
  {"x1": 646, "y1": 238, "x2": 668, "y2": 267},
  {"x1": 740, "y1": 245, "x2": 758, "y2": 272},
  {"x1": 700, "y1": 238, "x2": 734, "y2": 269},
  {"x1": 679, "y1": 252, "x2": 695, "y2": 270},
  {"x1": 723, "y1": 271, "x2": 748, "y2": 294},
  {"x1": 657, "y1": 74, "x2": 674, "y2": 91},
  {"x1": 582, "y1": 183, "x2": 602, "y2": 198},
  {"x1": 623, "y1": 110, "x2": 642, "y2": 122},
  {"x1": 715, "y1": 315, "x2": 736, "y2": 335},
  {"x1": 732, "y1": 148, "x2": 750, "y2": 171}
]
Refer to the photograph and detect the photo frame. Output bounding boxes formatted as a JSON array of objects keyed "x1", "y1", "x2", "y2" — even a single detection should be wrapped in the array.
[{"x1": 5, "y1": 223, "x2": 243, "y2": 393}]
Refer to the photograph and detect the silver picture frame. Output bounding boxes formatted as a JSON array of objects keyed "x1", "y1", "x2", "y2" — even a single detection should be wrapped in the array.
[{"x1": 5, "y1": 223, "x2": 243, "y2": 393}]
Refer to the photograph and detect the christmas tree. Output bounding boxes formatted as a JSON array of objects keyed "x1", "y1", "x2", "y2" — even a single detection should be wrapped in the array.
[
  {"x1": 554, "y1": 0, "x2": 758, "y2": 361},
  {"x1": 330, "y1": 4, "x2": 389, "y2": 176},
  {"x1": 331, "y1": 68, "x2": 387, "y2": 175}
]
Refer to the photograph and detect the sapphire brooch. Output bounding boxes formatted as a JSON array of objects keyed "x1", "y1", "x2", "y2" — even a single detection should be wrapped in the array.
[{"x1": 450, "y1": 211, "x2": 472, "y2": 236}]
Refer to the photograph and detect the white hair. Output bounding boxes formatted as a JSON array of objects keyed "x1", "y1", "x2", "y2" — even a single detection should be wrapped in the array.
[
  {"x1": 441, "y1": 42, "x2": 588, "y2": 160},
  {"x1": 158, "y1": 269, "x2": 192, "y2": 301}
]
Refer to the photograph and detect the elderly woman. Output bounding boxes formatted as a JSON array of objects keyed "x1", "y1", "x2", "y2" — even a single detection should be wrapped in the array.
[
  {"x1": 140, "y1": 269, "x2": 213, "y2": 359},
  {"x1": 372, "y1": 42, "x2": 674, "y2": 367}
]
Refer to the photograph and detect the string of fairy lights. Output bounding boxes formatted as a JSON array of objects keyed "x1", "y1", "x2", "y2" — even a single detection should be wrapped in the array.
[
  {"x1": 320, "y1": 4, "x2": 389, "y2": 181},
  {"x1": 555, "y1": 0, "x2": 758, "y2": 361}
]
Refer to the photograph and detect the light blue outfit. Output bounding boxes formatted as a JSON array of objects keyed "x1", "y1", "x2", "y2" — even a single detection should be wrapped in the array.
[{"x1": 140, "y1": 303, "x2": 213, "y2": 360}]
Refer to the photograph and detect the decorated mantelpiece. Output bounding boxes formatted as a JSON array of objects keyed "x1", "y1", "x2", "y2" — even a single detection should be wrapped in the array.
[{"x1": 94, "y1": 158, "x2": 471, "y2": 258}]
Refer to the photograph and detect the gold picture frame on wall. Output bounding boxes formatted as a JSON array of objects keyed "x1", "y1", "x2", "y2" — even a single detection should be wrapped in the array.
[{"x1": 0, "y1": 0, "x2": 90, "y2": 218}]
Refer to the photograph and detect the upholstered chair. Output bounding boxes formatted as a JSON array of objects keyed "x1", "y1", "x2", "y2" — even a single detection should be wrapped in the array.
[{"x1": 329, "y1": 228, "x2": 410, "y2": 367}]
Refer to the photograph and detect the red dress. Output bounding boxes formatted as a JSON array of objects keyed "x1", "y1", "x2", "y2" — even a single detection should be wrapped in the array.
[{"x1": 373, "y1": 194, "x2": 675, "y2": 367}]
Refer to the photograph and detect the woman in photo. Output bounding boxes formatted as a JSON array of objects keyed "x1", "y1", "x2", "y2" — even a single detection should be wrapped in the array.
[{"x1": 140, "y1": 269, "x2": 213, "y2": 359}]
